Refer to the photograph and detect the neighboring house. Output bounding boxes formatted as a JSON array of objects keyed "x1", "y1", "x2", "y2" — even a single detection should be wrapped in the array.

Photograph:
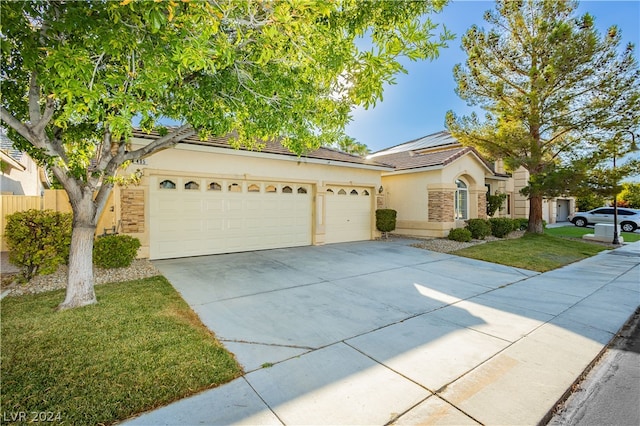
[
  {"x1": 0, "y1": 127, "x2": 48, "y2": 196},
  {"x1": 122, "y1": 130, "x2": 390, "y2": 259},
  {"x1": 369, "y1": 131, "x2": 575, "y2": 238}
]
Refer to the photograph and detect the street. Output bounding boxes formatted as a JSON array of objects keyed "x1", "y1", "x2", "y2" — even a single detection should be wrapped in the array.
[{"x1": 547, "y1": 308, "x2": 640, "y2": 426}]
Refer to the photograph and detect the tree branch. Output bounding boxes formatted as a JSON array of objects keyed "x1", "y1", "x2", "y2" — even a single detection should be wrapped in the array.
[
  {"x1": 33, "y1": 97, "x2": 56, "y2": 135},
  {"x1": 0, "y1": 107, "x2": 35, "y2": 143},
  {"x1": 28, "y1": 73, "x2": 42, "y2": 124},
  {"x1": 123, "y1": 124, "x2": 197, "y2": 161}
]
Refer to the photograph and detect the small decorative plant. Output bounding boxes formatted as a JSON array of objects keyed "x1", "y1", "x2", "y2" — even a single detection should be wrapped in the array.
[
  {"x1": 93, "y1": 234, "x2": 141, "y2": 269},
  {"x1": 376, "y1": 209, "x2": 397, "y2": 239},
  {"x1": 448, "y1": 228, "x2": 472, "y2": 242}
]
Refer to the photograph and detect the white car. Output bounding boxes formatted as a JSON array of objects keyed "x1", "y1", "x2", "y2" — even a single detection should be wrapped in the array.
[{"x1": 568, "y1": 207, "x2": 640, "y2": 232}]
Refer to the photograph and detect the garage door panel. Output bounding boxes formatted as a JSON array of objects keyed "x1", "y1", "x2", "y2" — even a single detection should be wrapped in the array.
[
  {"x1": 150, "y1": 178, "x2": 312, "y2": 259},
  {"x1": 325, "y1": 188, "x2": 372, "y2": 244}
]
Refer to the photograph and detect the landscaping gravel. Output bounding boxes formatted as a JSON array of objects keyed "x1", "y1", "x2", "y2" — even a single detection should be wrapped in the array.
[
  {"x1": 409, "y1": 230, "x2": 526, "y2": 253},
  {"x1": 2, "y1": 259, "x2": 161, "y2": 297}
]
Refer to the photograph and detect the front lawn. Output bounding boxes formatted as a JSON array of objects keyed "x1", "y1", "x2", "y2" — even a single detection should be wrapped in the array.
[
  {"x1": 452, "y1": 233, "x2": 608, "y2": 272},
  {"x1": 0, "y1": 277, "x2": 242, "y2": 425},
  {"x1": 545, "y1": 225, "x2": 640, "y2": 242}
]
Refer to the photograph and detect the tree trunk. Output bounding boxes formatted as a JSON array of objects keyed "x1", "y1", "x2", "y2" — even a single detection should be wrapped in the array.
[
  {"x1": 527, "y1": 194, "x2": 545, "y2": 234},
  {"x1": 58, "y1": 193, "x2": 97, "y2": 310}
]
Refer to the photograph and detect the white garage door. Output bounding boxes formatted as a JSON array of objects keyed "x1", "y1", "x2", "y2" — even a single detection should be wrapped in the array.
[
  {"x1": 150, "y1": 177, "x2": 312, "y2": 259},
  {"x1": 324, "y1": 186, "x2": 373, "y2": 244}
]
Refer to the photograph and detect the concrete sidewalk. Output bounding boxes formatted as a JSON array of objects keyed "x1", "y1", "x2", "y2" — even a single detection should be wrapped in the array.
[{"x1": 124, "y1": 240, "x2": 640, "y2": 426}]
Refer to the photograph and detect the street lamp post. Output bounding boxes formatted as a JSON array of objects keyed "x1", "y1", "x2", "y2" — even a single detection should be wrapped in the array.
[{"x1": 613, "y1": 130, "x2": 639, "y2": 245}]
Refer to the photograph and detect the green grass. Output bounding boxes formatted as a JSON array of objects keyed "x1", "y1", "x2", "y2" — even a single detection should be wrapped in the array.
[
  {"x1": 1, "y1": 277, "x2": 242, "y2": 425},
  {"x1": 544, "y1": 225, "x2": 640, "y2": 242},
  {"x1": 452, "y1": 233, "x2": 608, "y2": 272}
]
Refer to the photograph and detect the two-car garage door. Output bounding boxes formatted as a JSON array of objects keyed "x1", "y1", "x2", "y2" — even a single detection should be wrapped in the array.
[
  {"x1": 149, "y1": 176, "x2": 373, "y2": 259},
  {"x1": 150, "y1": 177, "x2": 312, "y2": 259}
]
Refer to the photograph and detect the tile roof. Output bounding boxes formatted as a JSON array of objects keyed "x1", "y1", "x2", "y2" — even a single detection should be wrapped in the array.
[
  {"x1": 368, "y1": 131, "x2": 496, "y2": 173},
  {"x1": 371, "y1": 146, "x2": 487, "y2": 171},
  {"x1": 131, "y1": 129, "x2": 392, "y2": 169},
  {"x1": 0, "y1": 126, "x2": 23, "y2": 162},
  {"x1": 368, "y1": 130, "x2": 459, "y2": 158}
]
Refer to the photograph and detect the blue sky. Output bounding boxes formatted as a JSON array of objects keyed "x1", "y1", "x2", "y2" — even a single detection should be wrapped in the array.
[{"x1": 345, "y1": 0, "x2": 640, "y2": 153}]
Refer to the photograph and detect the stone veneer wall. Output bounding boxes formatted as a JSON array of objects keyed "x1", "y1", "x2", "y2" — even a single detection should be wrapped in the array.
[
  {"x1": 477, "y1": 194, "x2": 487, "y2": 219},
  {"x1": 120, "y1": 189, "x2": 145, "y2": 233},
  {"x1": 428, "y1": 191, "x2": 454, "y2": 222}
]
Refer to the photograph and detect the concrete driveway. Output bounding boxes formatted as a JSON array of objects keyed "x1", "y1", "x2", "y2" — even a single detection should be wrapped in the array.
[
  {"x1": 153, "y1": 239, "x2": 536, "y2": 369},
  {"x1": 128, "y1": 238, "x2": 640, "y2": 425}
]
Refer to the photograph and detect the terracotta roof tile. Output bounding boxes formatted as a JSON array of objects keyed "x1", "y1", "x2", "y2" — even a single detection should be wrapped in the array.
[{"x1": 372, "y1": 146, "x2": 477, "y2": 171}]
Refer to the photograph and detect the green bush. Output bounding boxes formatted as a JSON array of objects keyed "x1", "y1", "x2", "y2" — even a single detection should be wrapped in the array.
[
  {"x1": 448, "y1": 228, "x2": 472, "y2": 242},
  {"x1": 489, "y1": 217, "x2": 517, "y2": 238},
  {"x1": 465, "y1": 218, "x2": 491, "y2": 239},
  {"x1": 4, "y1": 209, "x2": 72, "y2": 281},
  {"x1": 486, "y1": 192, "x2": 507, "y2": 217},
  {"x1": 93, "y1": 234, "x2": 141, "y2": 269},
  {"x1": 376, "y1": 209, "x2": 397, "y2": 233}
]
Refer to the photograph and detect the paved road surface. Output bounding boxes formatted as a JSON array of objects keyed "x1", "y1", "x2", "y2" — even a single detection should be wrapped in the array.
[{"x1": 547, "y1": 309, "x2": 640, "y2": 426}]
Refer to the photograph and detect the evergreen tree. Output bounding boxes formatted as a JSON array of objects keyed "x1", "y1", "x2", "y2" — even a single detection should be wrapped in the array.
[{"x1": 446, "y1": 0, "x2": 639, "y2": 233}]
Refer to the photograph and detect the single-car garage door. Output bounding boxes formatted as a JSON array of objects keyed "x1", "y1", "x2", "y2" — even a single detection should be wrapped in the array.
[
  {"x1": 324, "y1": 186, "x2": 373, "y2": 244},
  {"x1": 150, "y1": 176, "x2": 312, "y2": 259}
]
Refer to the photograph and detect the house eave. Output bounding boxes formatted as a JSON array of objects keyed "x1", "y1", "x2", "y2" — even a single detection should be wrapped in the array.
[
  {"x1": 381, "y1": 164, "x2": 444, "y2": 176},
  {"x1": 0, "y1": 150, "x2": 25, "y2": 171},
  {"x1": 131, "y1": 137, "x2": 394, "y2": 172}
]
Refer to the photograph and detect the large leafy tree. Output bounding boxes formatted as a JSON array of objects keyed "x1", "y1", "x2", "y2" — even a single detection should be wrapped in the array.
[
  {"x1": 1, "y1": 0, "x2": 452, "y2": 309},
  {"x1": 446, "y1": 0, "x2": 640, "y2": 233}
]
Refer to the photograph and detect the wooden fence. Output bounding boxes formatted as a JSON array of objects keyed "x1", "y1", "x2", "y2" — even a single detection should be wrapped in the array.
[{"x1": 0, "y1": 189, "x2": 114, "y2": 251}]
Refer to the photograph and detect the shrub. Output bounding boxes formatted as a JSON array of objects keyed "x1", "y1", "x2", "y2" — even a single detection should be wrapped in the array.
[
  {"x1": 376, "y1": 209, "x2": 397, "y2": 234},
  {"x1": 489, "y1": 217, "x2": 517, "y2": 238},
  {"x1": 486, "y1": 192, "x2": 507, "y2": 217},
  {"x1": 514, "y1": 218, "x2": 529, "y2": 231},
  {"x1": 4, "y1": 209, "x2": 72, "y2": 281},
  {"x1": 93, "y1": 234, "x2": 141, "y2": 269},
  {"x1": 448, "y1": 228, "x2": 472, "y2": 242},
  {"x1": 465, "y1": 218, "x2": 491, "y2": 240}
]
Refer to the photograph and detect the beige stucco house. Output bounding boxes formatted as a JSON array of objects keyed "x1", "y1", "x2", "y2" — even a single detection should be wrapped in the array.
[
  {"x1": 369, "y1": 131, "x2": 574, "y2": 238},
  {"x1": 118, "y1": 130, "x2": 391, "y2": 259},
  {"x1": 0, "y1": 127, "x2": 49, "y2": 196},
  {"x1": 108, "y1": 129, "x2": 576, "y2": 259}
]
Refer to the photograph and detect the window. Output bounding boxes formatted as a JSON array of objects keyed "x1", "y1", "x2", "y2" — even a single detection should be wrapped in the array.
[
  {"x1": 454, "y1": 179, "x2": 468, "y2": 220},
  {"x1": 593, "y1": 208, "x2": 615, "y2": 215},
  {"x1": 266, "y1": 185, "x2": 277, "y2": 193},
  {"x1": 363, "y1": 190, "x2": 370, "y2": 196},
  {"x1": 297, "y1": 187, "x2": 307, "y2": 194},
  {"x1": 338, "y1": 189, "x2": 347, "y2": 195},
  {"x1": 350, "y1": 189, "x2": 358, "y2": 195},
  {"x1": 209, "y1": 182, "x2": 221, "y2": 191},
  {"x1": 159, "y1": 179, "x2": 176, "y2": 189},
  {"x1": 282, "y1": 186, "x2": 293, "y2": 194},
  {"x1": 228, "y1": 183, "x2": 242, "y2": 192},
  {"x1": 185, "y1": 181, "x2": 199, "y2": 190},
  {"x1": 248, "y1": 184, "x2": 260, "y2": 193}
]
